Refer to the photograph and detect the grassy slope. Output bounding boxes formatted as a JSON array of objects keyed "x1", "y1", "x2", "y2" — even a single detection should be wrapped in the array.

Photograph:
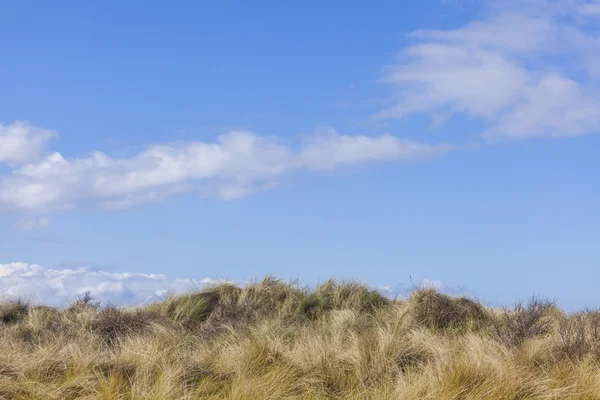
[{"x1": 0, "y1": 277, "x2": 599, "y2": 399}]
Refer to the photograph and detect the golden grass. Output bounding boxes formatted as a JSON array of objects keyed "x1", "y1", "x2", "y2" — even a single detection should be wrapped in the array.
[{"x1": 0, "y1": 277, "x2": 599, "y2": 399}]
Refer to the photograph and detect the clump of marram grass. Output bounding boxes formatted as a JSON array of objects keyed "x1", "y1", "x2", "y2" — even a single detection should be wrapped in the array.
[
  {"x1": 2, "y1": 277, "x2": 600, "y2": 399},
  {"x1": 0, "y1": 298, "x2": 30, "y2": 325},
  {"x1": 25, "y1": 305, "x2": 59, "y2": 336},
  {"x1": 304, "y1": 279, "x2": 389, "y2": 317},
  {"x1": 407, "y1": 288, "x2": 490, "y2": 331},
  {"x1": 164, "y1": 290, "x2": 221, "y2": 328}
]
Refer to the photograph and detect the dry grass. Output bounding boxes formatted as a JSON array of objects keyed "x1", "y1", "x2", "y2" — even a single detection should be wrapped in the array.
[{"x1": 1, "y1": 277, "x2": 599, "y2": 399}]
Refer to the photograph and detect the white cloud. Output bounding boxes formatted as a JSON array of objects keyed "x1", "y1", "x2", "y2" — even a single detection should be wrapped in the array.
[
  {"x1": 15, "y1": 217, "x2": 50, "y2": 231},
  {"x1": 299, "y1": 128, "x2": 451, "y2": 170},
  {"x1": 0, "y1": 121, "x2": 57, "y2": 165},
  {"x1": 377, "y1": 43, "x2": 530, "y2": 119},
  {"x1": 378, "y1": 0, "x2": 600, "y2": 140},
  {"x1": 485, "y1": 74, "x2": 600, "y2": 139},
  {"x1": 0, "y1": 262, "x2": 218, "y2": 306},
  {"x1": 0, "y1": 126, "x2": 451, "y2": 214}
]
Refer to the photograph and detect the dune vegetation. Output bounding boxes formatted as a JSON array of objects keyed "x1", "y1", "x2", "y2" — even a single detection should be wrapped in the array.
[{"x1": 1, "y1": 277, "x2": 600, "y2": 399}]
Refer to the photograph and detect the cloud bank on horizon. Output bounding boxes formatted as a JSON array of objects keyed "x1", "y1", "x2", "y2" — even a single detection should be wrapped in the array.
[{"x1": 0, "y1": 262, "x2": 217, "y2": 306}]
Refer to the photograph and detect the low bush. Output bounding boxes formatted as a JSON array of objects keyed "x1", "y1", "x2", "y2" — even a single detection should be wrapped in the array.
[
  {"x1": 408, "y1": 289, "x2": 490, "y2": 330},
  {"x1": 493, "y1": 295, "x2": 555, "y2": 347}
]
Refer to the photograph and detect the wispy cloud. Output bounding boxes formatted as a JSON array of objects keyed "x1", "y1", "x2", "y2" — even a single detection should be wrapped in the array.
[
  {"x1": 377, "y1": 0, "x2": 600, "y2": 140},
  {"x1": 0, "y1": 262, "x2": 219, "y2": 306},
  {"x1": 0, "y1": 125, "x2": 451, "y2": 214}
]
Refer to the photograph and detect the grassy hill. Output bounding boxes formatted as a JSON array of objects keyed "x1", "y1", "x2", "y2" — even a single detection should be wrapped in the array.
[{"x1": 0, "y1": 277, "x2": 599, "y2": 399}]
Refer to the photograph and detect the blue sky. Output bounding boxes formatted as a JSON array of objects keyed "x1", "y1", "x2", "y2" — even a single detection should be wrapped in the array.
[{"x1": 1, "y1": 0, "x2": 599, "y2": 309}]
